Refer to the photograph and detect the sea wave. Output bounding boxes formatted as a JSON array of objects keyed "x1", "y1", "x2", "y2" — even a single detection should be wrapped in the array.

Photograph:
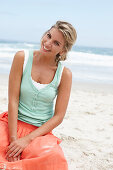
[
  {"x1": 66, "y1": 51, "x2": 113, "y2": 67},
  {"x1": 0, "y1": 43, "x2": 113, "y2": 84}
]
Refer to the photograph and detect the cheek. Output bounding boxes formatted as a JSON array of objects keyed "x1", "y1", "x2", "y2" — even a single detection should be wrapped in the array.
[
  {"x1": 41, "y1": 36, "x2": 47, "y2": 43},
  {"x1": 56, "y1": 46, "x2": 63, "y2": 53},
  {"x1": 53, "y1": 48, "x2": 60, "y2": 54}
]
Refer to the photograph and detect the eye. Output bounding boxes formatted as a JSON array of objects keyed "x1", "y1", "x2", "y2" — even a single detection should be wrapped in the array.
[
  {"x1": 47, "y1": 33, "x2": 51, "y2": 39},
  {"x1": 54, "y1": 41, "x2": 60, "y2": 46}
]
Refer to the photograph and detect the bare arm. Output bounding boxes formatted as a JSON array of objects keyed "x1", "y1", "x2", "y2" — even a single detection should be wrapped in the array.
[{"x1": 8, "y1": 51, "x2": 24, "y2": 143}]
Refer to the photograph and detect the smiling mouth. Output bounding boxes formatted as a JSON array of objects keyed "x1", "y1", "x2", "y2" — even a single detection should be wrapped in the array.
[{"x1": 43, "y1": 44, "x2": 51, "y2": 52}]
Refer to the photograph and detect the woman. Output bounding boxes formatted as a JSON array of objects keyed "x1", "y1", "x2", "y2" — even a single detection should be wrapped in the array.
[{"x1": 0, "y1": 21, "x2": 77, "y2": 169}]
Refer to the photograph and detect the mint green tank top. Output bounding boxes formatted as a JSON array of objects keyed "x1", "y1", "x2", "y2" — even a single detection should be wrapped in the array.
[{"x1": 18, "y1": 50, "x2": 64, "y2": 127}]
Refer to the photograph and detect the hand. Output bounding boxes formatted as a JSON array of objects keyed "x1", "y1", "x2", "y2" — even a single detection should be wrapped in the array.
[
  {"x1": 6, "y1": 154, "x2": 21, "y2": 162},
  {"x1": 6, "y1": 136, "x2": 30, "y2": 158},
  {"x1": 6, "y1": 136, "x2": 21, "y2": 162}
]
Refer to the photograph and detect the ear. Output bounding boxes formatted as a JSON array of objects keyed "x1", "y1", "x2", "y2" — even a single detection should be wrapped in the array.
[{"x1": 59, "y1": 49, "x2": 66, "y2": 57}]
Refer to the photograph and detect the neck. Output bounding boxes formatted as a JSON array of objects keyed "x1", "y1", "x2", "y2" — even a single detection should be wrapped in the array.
[{"x1": 37, "y1": 51, "x2": 57, "y2": 66}]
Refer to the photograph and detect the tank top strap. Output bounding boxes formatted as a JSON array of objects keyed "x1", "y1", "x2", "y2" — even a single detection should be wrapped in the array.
[
  {"x1": 54, "y1": 62, "x2": 64, "y2": 88},
  {"x1": 23, "y1": 50, "x2": 33, "y2": 76},
  {"x1": 23, "y1": 50, "x2": 29, "y2": 73}
]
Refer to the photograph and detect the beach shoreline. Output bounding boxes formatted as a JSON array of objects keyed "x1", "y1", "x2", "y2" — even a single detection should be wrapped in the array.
[
  {"x1": 0, "y1": 74, "x2": 113, "y2": 169},
  {"x1": 1, "y1": 73, "x2": 113, "y2": 92},
  {"x1": 72, "y1": 80, "x2": 113, "y2": 94}
]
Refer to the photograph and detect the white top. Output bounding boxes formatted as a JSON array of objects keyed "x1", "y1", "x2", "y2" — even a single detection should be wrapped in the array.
[{"x1": 23, "y1": 50, "x2": 64, "y2": 90}]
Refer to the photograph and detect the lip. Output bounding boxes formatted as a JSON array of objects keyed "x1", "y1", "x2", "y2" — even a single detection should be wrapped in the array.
[{"x1": 42, "y1": 44, "x2": 51, "y2": 52}]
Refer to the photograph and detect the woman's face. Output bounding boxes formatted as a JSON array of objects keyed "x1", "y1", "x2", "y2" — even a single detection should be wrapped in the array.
[{"x1": 40, "y1": 28, "x2": 65, "y2": 58}]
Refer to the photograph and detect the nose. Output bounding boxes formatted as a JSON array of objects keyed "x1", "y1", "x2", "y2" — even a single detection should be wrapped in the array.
[{"x1": 45, "y1": 39, "x2": 52, "y2": 48}]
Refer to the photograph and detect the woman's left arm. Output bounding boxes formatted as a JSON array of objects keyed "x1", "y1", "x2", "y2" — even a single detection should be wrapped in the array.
[{"x1": 6, "y1": 67, "x2": 72, "y2": 158}]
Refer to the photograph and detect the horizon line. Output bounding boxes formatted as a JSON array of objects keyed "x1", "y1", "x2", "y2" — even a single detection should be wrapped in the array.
[{"x1": 0, "y1": 39, "x2": 113, "y2": 50}]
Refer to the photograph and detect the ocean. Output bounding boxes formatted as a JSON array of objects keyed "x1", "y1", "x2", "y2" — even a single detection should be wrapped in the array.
[{"x1": 0, "y1": 40, "x2": 113, "y2": 84}]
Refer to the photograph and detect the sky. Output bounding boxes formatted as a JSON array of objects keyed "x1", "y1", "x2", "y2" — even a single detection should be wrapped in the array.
[{"x1": 0, "y1": 0, "x2": 113, "y2": 48}]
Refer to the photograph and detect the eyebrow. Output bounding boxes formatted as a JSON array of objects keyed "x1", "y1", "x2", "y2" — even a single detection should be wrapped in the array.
[{"x1": 48, "y1": 31, "x2": 62, "y2": 45}]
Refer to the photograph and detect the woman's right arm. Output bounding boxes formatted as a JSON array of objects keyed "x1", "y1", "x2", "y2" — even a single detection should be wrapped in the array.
[{"x1": 8, "y1": 51, "x2": 24, "y2": 143}]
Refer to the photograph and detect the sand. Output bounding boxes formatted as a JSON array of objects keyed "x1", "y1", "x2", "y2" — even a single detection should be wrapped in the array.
[{"x1": 0, "y1": 74, "x2": 113, "y2": 170}]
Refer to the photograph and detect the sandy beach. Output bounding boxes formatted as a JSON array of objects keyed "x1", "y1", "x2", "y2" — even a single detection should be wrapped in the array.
[{"x1": 0, "y1": 74, "x2": 113, "y2": 170}]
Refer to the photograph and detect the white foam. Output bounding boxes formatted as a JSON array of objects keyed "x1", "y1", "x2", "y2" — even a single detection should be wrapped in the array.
[
  {"x1": 65, "y1": 51, "x2": 113, "y2": 67},
  {"x1": 0, "y1": 44, "x2": 113, "y2": 84},
  {"x1": 0, "y1": 52, "x2": 14, "y2": 58}
]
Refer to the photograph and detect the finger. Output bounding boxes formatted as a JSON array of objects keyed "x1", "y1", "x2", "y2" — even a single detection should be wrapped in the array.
[
  {"x1": 13, "y1": 148, "x2": 23, "y2": 158},
  {"x1": 6, "y1": 145, "x2": 17, "y2": 157},
  {"x1": 7, "y1": 144, "x2": 16, "y2": 153},
  {"x1": 6, "y1": 155, "x2": 10, "y2": 162},
  {"x1": 7, "y1": 142, "x2": 15, "y2": 151},
  {"x1": 8, "y1": 156, "x2": 13, "y2": 162},
  {"x1": 6, "y1": 155, "x2": 11, "y2": 162},
  {"x1": 13, "y1": 157, "x2": 18, "y2": 162},
  {"x1": 18, "y1": 154, "x2": 21, "y2": 160},
  {"x1": 6, "y1": 146, "x2": 15, "y2": 156},
  {"x1": 10, "y1": 156, "x2": 15, "y2": 162},
  {"x1": 7, "y1": 156, "x2": 18, "y2": 162},
  {"x1": 11, "y1": 157, "x2": 14, "y2": 162},
  {"x1": 8, "y1": 147, "x2": 20, "y2": 157},
  {"x1": 6, "y1": 152, "x2": 21, "y2": 162}
]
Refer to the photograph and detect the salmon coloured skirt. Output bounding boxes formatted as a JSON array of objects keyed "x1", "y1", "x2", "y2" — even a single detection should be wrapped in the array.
[{"x1": 0, "y1": 112, "x2": 68, "y2": 170}]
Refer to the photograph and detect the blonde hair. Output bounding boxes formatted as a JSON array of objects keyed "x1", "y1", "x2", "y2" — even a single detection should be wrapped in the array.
[
  {"x1": 42, "y1": 21, "x2": 77, "y2": 63},
  {"x1": 51, "y1": 21, "x2": 77, "y2": 62}
]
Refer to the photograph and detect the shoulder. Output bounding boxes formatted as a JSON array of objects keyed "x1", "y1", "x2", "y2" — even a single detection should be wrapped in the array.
[
  {"x1": 14, "y1": 50, "x2": 25, "y2": 60},
  {"x1": 13, "y1": 50, "x2": 25, "y2": 63},
  {"x1": 62, "y1": 66, "x2": 72, "y2": 80},
  {"x1": 33, "y1": 50, "x2": 39, "y2": 57},
  {"x1": 59, "y1": 66, "x2": 72, "y2": 87},
  {"x1": 13, "y1": 50, "x2": 25, "y2": 65},
  {"x1": 10, "y1": 50, "x2": 25, "y2": 73}
]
